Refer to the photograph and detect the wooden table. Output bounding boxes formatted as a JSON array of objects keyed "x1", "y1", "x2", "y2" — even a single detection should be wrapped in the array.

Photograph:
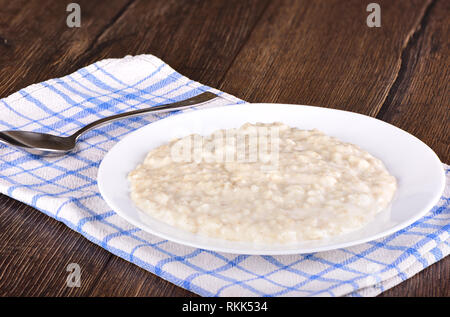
[{"x1": 0, "y1": 0, "x2": 448, "y2": 297}]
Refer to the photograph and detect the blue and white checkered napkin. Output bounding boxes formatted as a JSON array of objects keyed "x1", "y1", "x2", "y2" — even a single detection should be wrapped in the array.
[{"x1": 0, "y1": 54, "x2": 448, "y2": 297}]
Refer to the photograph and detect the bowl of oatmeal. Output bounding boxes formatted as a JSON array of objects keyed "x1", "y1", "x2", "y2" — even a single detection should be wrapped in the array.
[{"x1": 98, "y1": 103, "x2": 445, "y2": 254}]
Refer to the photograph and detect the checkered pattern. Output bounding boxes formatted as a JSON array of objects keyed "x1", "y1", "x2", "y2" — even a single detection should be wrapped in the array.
[{"x1": 0, "y1": 55, "x2": 448, "y2": 297}]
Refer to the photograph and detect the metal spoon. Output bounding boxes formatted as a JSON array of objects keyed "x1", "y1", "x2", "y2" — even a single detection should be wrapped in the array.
[{"x1": 0, "y1": 92, "x2": 218, "y2": 155}]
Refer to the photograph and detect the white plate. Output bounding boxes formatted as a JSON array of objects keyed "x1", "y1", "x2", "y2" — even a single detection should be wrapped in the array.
[{"x1": 98, "y1": 103, "x2": 445, "y2": 255}]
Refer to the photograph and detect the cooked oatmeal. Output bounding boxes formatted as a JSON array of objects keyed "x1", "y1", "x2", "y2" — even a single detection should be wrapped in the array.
[{"x1": 128, "y1": 122, "x2": 396, "y2": 244}]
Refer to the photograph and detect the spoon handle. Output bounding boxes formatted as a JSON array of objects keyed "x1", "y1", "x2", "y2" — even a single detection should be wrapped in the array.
[{"x1": 71, "y1": 92, "x2": 218, "y2": 140}]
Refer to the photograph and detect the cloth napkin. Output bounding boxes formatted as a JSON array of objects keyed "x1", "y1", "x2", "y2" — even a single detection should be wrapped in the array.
[{"x1": 0, "y1": 54, "x2": 448, "y2": 297}]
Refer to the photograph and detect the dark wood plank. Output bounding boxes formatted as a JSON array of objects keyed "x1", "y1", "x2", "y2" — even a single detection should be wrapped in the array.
[
  {"x1": 376, "y1": 0, "x2": 449, "y2": 162},
  {"x1": 0, "y1": 0, "x2": 133, "y2": 98},
  {"x1": 0, "y1": 194, "x2": 111, "y2": 296},
  {"x1": 88, "y1": 255, "x2": 196, "y2": 297},
  {"x1": 72, "y1": 0, "x2": 272, "y2": 88},
  {"x1": 219, "y1": 0, "x2": 433, "y2": 116}
]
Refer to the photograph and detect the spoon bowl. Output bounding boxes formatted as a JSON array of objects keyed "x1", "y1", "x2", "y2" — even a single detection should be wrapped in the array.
[{"x1": 0, "y1": 131, "x2": 76, "y2": 155}]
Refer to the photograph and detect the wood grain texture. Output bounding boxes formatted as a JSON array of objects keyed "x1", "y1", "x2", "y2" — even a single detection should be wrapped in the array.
[
  {"x1": 0, "y1": 194, "x2": 111, "y2": 296},
  {"x1": 220, "y1": 0, "x2": 433, "y2": 116},
  {"x1": 376, "y1": 0, "x2": 449, "y2": 162},
  {"x1": 0, "y1": 0, "x2": 448, "y2": 297},
  {"x1": 0, "y1": 0, "x2": 132, "y2": 98},
  {"x1": 72, "y1": 0, "x2": 272, "y2": 88},
  {"x1": 88, "y1": 255, "x2": 196, "y2": 297}
]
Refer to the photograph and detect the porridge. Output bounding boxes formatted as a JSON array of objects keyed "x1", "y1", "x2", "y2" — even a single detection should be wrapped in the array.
[{"x1": 128, "y1": 122, "x2": 397, "y2": 244}]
